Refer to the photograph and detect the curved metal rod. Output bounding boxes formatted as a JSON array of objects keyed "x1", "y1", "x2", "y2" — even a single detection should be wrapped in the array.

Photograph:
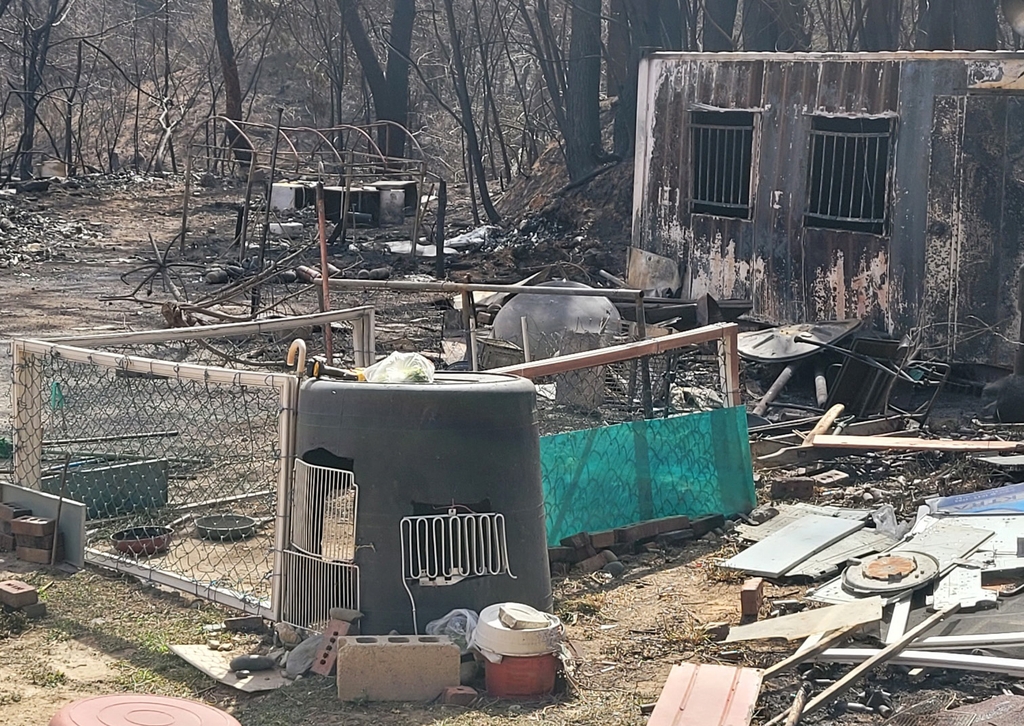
[{"x1": 287, "y1": 339, "x2": 307, "y2": 374}]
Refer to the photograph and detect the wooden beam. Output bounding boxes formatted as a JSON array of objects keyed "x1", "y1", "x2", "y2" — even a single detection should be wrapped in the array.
[
  {"x1": 811, "y1": 435, "x2": 1024, "y2": 453},
  {"x1": 492, "y1": 323, "x2": 738, "y2": 379}
]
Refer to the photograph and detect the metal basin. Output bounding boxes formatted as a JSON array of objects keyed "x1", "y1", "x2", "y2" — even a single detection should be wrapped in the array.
[
  {"x1": 111, "y1": 526, "x2": 173, "y2": 556},
  {"x1": 195, "y1": 514, "x2": 257, "y2": 541}
]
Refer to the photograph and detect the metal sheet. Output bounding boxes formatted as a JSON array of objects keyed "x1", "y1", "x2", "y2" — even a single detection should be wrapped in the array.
[
  {"x1": 736, "y1": 320, "x2": 861, "y2": 363},
  {"x1": 931, "y1": 566, "x2": 999, "y2": 611},
  {"x1": 725, "y1": 597, "x2": 882, "y2": 643},
  {"x1": 819, "y1": 648, "x2": 1024, "y2": 677},
  {"x1": 897, "y1": 519, "x2": 994, "y2": 573},
  {"x1": 647, "y1": 663, "x2": 763, "y2": 726},
  {"x1": 725, "y1": 515, "x2": 864, "y2": 578},
  {"x1": 787, "y1": 529, "x2": 898, "y2": 580},
  {"x1": 736, "y1": 504, "x2": 872, "y2": 543}
]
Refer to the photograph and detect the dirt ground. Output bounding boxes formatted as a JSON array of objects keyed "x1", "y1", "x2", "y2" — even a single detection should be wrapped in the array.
[{"x1": 0, "y1": 176, "x2": 1015, "y2": 725}]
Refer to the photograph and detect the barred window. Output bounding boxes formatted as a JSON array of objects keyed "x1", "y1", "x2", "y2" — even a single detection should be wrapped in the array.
[
  {"x1": 805, "y1": 116, "x2": 893, "y2": 235},
  {"x1": 690, "y1": 111, "x2": 755, "y2": 219}
]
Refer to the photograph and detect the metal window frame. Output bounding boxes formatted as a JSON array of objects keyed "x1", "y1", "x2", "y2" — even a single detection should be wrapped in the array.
[
  {"x1": 688, "y1": 110, "x2": 757, "y2": 219},
  {"x1": 804, "y1": 115, "x2": 895, "y2": 234}
]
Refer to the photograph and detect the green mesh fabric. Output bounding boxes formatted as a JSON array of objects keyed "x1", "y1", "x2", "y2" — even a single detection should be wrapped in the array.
[{"x1": 539, "y1": 406, "x2": 755, "y2": 545}]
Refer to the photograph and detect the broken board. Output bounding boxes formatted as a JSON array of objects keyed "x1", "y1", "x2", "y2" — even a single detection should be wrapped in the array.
[
  {"x1": 169, "y1": 645, "x2": 288, "y2": 692},
  {"x1": 725, "y1": 597, "x2": 882, "y2": 643},
  {"x1": 647, "y1": 663, "x2": 763, "y2": 726},
  {"x1": 786, "y1": 529, "x2": 898, "y2": 580},
  {"x1": 724, "y1": 514, "x2": 864, "y2": 578}
]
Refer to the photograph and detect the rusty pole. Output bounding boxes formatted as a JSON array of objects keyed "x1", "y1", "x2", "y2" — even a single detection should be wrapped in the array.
[{"x1": 315, "y1": 180, "x2": 334, "y2": 365}]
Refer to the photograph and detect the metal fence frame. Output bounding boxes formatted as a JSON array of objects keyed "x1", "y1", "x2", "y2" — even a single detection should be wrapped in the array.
[{"x1": 7, "y1": 306, "x2": 376, "y2": 618}]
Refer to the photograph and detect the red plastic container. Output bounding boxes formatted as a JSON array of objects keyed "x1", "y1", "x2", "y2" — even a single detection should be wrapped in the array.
[{"x1": 485, "y1": 652, "x2": 558, "y2": 698}]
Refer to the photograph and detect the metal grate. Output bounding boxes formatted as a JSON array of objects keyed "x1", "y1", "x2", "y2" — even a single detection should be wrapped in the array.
[
  {"x1": 291, "y1": 460, "x2": 357, "y2": 562},
  {"x1": 690, "y1": 111, "x2": 755, "y2": 219},
  {"x1": 805, "y1": 115, "x2": 892, "y2": 234},
  {"x1": 400, "y1": 510, "x2": 514, "y2": 586},
  {"x1": 279, "y1": 549, "x2": 360, "y2": 631}
]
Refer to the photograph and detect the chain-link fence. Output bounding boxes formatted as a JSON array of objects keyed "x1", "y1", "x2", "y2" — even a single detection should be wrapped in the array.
[{"x1": 6, "y1": 308, "x2": 373, "y2": 616}]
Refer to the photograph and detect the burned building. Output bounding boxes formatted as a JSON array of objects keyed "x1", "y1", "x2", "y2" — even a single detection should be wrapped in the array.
[{"x1": 631, "y1": 52, "x2": 1024, "y2": 366}]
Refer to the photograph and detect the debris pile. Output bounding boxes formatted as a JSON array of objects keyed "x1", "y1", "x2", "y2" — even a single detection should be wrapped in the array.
[{"x1": 0, "y1": 197, "x2": 102, "y2": 268}]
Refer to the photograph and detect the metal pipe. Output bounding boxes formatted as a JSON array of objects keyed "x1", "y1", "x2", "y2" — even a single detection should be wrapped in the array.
[
  {"x1": 315, "y1": 181, "x2": 334, "y2": 364},
  {"x1": 327, "y1": 277, "x2": 645, "y2": 303},
  {"x1": 753, "y1": 363, "x2": 799, "y2": 417},
  {"x1": 521, "y1": 317, "x2": 531, "y2": 363}
]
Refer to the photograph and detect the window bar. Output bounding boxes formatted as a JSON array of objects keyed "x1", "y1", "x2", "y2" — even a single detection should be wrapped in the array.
[
  {"x1": 859, "y1": 136, "x2": 872, "y2": 221},
  {"x1": 875, "y1": 134, "x2": 888, "y2": 220}
]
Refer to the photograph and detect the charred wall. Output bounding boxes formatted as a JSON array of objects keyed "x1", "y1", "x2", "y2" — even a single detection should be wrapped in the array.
[{"x1": 633, "y1": 52, "x2": 1024, "y2": 367}]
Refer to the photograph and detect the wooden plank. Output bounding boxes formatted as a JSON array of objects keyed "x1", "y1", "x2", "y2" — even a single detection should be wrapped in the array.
[
  {"x1": 811, "y1": 435, "x2": 1024, "y2": 453},
  {"x1": 802, "y1": 404, "x2": 845, "y2": 446},
  {"x1": 724, "y1": 515, "x2": 864, "y2": 578},
  {"x1": 726, "y1": 597, "x2": 882, "y2": 643},
  {"x1": 169, "y1": 644, "x2": 287, "y2": 692},
  {"x1": 647, "y1": 663, "x2": 763, "y2": 726}
]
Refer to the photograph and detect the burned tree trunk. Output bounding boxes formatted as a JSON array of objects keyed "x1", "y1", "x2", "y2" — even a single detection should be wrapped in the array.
[
  {"x1": 565, "y1": 0, "x2": 602, "y2": 181},
  {"x1": 211, "y1": 0, "x2": 251, "y2": 164},
  {"x1": 703, "y1": 0, "x2": 738, "y2": 50}
]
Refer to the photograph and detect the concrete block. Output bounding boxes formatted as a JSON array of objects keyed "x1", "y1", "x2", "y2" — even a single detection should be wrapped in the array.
[
  {"x1": 336, "y1": 635, "x2": 460, "y2": 701},
  {"x1": 0, "y1": 580, "x2": 38, "y2": 608},
  {"x1": 656, "y1": 529, "x2": 695, "y2": 547},
  {"x1": 442, "y1": 685, "x2": 478, "y2": 706},
  {"x1": 17, "y1": 541, "x2": 62, "y2": 564},
  {"x1": 811, "y1": 469, "x2": 851, "y2": 486},
  {"x1": 740, "y1": 578, "x2": 765, "y2": 621},
  {"x1": 615, "y1": 520, "x2": 661, "y2": 544},
  {"x1": 223, "y1": 616, "x2": 266, "y2": 633},
  {"x1": 0, "y1": 521, "x2": 11, "y2": 535},
  {"x1": 15, "y1": 534, "x2": 54, "y2": 550},
  {"x1": 560, "y1": 532, "x2": 596, "y2": 558},
  {"x1": 652, "y1": 515, "x2": 691, "y2": 534},
  {"x1": 11, "y1": 517, "x2": 55, "y2": 538},
  {"x1": 0, "y1": 503, "x2": 31, "y2": 521},
  {"x1": 0, "y1": 534, "x2": 13, "y2": 552},
  {"x1": 311, "y1": 620, "x2": 350, "y2": 676}
]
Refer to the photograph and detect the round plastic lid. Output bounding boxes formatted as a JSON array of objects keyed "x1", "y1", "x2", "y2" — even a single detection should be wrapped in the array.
[{"x1": 50, "y1": 695, "x2": 241, "y2": 726}]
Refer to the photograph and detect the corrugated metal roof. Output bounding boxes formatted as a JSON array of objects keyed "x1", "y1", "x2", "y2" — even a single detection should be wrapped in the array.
[
  {"x1": 647, "y1": 663, "x2": 763, "y2": 726},
  {"x1": 649, "y1": 51, "x2": 1024, "y2": 62}
]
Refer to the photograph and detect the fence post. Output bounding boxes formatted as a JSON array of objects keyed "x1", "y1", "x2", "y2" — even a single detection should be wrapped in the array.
[
  {"x1": 720, "y1": 326, "x2": 742, "y2": 408},
  {"x1": 271, "y1": 376, "x2": 298, "y2": 622},
  {"x1": 11, "y1": 342, "x2": 43, "y2": 491}
]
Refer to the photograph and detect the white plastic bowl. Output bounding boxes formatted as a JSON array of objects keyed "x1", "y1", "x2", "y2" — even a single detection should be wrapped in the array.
[{"x1": 472, "y1": 603, "x2": 563, "y2": 657}]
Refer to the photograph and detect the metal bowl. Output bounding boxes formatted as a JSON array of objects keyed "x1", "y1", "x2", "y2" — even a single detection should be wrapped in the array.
[
  {"x1": 195, "y1": 514, "x2": 258, "y2": 541},
  {"x1": 111, "y1": 526, "x2": 173, "y2": 556}
]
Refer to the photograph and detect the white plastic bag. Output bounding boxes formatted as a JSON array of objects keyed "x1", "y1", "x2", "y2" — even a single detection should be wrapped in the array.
[
  {"x1": 363, "y1": 352, "x2": 435, "y2": 383},
  {"x1": 426, "y1": 608, "x2": 479, "y2": 655}
]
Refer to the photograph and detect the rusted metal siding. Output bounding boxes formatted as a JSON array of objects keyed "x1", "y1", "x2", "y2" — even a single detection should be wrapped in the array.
[
  {"x1": 633, "y1": 52, "x2": 1024, "y2": 366},
  {"x1": 647, "y1": 663, "x2": 763, "y2": 726}
]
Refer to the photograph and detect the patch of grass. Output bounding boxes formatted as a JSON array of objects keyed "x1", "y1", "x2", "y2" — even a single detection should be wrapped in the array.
[
  {"x1": 0, "y1": 609, "x2": 28, "y2": 640},
  {"x1": 555, "y1": 593, "x2": 606, "y2": 621},
  {"x1": 28, "y1": 666, "x2": 67, "y2": 688}
]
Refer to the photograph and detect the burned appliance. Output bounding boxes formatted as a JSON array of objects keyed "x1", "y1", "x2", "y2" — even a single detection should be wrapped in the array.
[{"x1": 283, "y1": 372, "x2": 552, "y2": 634}]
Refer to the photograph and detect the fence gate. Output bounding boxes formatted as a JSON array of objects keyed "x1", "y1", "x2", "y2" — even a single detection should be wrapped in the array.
[{"x1": 10, "y1": 340, "x2": 297, "y2": 618}]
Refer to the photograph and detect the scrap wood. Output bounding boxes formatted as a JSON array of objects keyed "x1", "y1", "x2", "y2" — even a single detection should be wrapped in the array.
[
  {"x1": 784, "y1": 683, "x2": 811, "y2": 726},
  {"x1": 799, "y1": 404, "x2": 845, "y2": 446},
  {"x1": 762, "y1": 623, "x2": 868, "y2": 679},
  {"x1": 757, "y1": 430, "x2": 919, "y2": 466},
  {"x1": 766, "y1": 604, "x2": 960, "y2": 725},
  {"x1": 726, "y1": 597, "x2": 882, "y2": 644},
  {"x1": 810, "y1": 435, "x2": 1024, "y2": 452}
]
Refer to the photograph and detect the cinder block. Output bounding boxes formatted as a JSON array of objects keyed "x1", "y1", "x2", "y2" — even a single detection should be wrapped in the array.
[
  {"x1": 0, "y1": 580, "x2": 38, "y2": 608},
  {"x1": 223, "y1": 615, "x2": 266, "y2": 633},
  {"x1": 336, "y1": 635, "x2": 460, "y2": 701},
  {"x1": 771, "y1": 478, "x2": 816, "y2": 500},
  {"x1": 311, "y1": 619, "x2": 350, "y2": 676},
  {"x1": 0, "y1": 503, "x2": 31, "y2": 522},
  {"x1": 17, "y1": 540, "x2": 62, "y2": 565},
  {"x1": 14, "y1": 534, "x2": 53, "y2": 550},
  {"x1": 811, "y1": 469, "x2": 851, "y2": 487},
  {"x1": 11, "y1": 516, "x2": 55, "y2": 538},
  {"x1": 442, "y1": 685, "x2": 478, "y2": 705},
  {"x1": 588, "y1": 530, "x2": 617, "y2": 549},
  {"x1": 692, "y1": 514, "x2": 726, "y2": 538},
  {"x1": 0, "y1": 521, "x2": 12, "y2": 535},
  {"x1": 740, "y1": 578, "x2": 765, "y2": 621},
  {"x1": 0, "y1": 533, "x2": 13, "y2": 552}
]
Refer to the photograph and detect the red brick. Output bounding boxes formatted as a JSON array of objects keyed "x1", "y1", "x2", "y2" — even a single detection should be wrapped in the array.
[
  {"x1": 546, "y1": 546, "x2": 577, "y2": 564},
  {"x1": 0, "y1": 580, "x2": 38, "y2": 608},
  {"x1": 691, "y1": 514, "x2": 725, "y2": 538},
  {"x1": 588, "y1": 530, "x2": 617, "y2": 549},
  {"x1": 614, "y1": 520, "x2": 661, "y2": 544},
  {"x1": 740, "y1": 578, "x2": 765, "y2": 621},
  {"x1": 441, "y1": 685, "x2": 478, "y2": 706},
  {"x1": 311, "y1": 620, "x2": 350, "y2": 676},
  {"x1": 0, "y1": 503, "x2": 31, "y2": 522},
  {"x1": 11, "y1": 516, "x2": 55, "y2": 538},
  {"x1": 652, "y1": 516, "x2": 691, "y2": 534},
  {"x1": 771, "y1": 478, "x2": 816, "y2": 500},
  {"x1": 576, "y1": 550, "x2": 616, "y2": 574}
]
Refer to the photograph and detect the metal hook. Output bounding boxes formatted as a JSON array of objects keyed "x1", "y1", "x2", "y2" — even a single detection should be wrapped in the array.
[{"x1": 287, "y1": 339, "x2": 307, "y2": 375}]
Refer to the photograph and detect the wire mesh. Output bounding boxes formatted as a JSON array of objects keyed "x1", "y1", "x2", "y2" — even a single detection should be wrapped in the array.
[{"x1": 10, "y1": 340, "x2": 293, "y2": 615}]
